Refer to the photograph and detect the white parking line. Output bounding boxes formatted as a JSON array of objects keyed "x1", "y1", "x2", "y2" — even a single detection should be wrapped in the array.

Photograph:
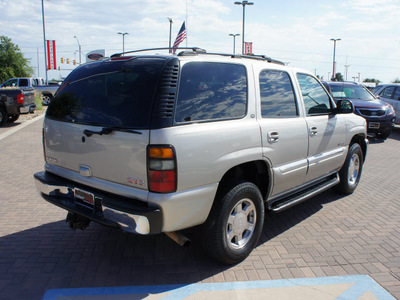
[{"x1": 0, "y1": 114, "x2": 44, "y2": 142}]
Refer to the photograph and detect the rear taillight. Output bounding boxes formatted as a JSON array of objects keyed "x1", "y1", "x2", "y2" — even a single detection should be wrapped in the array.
[
  {"x1": 17, "y1": 93, "x2": 24, "y2": 104},
  {"x1": 148, "y1": 145, "x2": 177, "y2": 193}
]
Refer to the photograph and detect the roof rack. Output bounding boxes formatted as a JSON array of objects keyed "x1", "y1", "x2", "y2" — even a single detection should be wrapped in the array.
[
  {"x1": 110, "y1": 47, "x2": 206, "y2": 58},
  {"x1": 110, "y1": 47, "x2": 285, "y2": 65}
]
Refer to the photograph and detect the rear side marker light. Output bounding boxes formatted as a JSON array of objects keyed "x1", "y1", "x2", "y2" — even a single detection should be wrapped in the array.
[{"x1": 148, "y1": 146, "x2": 177, "y2": 193}]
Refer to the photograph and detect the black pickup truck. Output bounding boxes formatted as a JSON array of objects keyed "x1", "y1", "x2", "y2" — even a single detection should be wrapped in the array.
[{"x1": 0, "y1": 88, "x2": 36, "y2": 126}]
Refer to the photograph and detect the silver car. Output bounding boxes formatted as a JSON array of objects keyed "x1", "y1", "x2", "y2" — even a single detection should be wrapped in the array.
[
  {"x1": 373, "y1": 83, "x2": 400, "y2": 124},
  {"x1": 34, "y1": 48, "x2": 368, "y2": 264}
]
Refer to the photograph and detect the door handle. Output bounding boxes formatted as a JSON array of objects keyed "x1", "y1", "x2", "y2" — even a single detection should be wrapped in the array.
[
  {"x1": 267, "y1": 131, "x2": 279, "y2": 143},
  {"x1": 309, "y1": 126, "x2": 318, "y2": 136}
]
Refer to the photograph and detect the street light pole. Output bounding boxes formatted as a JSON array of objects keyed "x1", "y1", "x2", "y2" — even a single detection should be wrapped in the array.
[
  {"x1": 74, "y1": 36, "x2": 81, "y2": 65},
  {"x1": 118, "y1": 32, "x2": 129, "y2": 55},
  {"x1": 229, "y1": 34, "x2": 240, "y2": 54},
  {"x1": 330, "y1": 38, "x2": 341, "y2": 81},
  {"x1": 234, "y1": 1, "x2": 254, "y2": 55},
  {"x1": 167, "y1": 18, "x2": 173, "y2": 53},
  {"x1": 229, "y1": 33, "x2": 240, "y2": 54},
  {"x1": 41, "y1": 0, "x2": 48, "y2": 84}
]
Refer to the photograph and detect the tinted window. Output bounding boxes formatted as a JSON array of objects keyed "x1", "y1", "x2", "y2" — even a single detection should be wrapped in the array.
[
  {"x1": 259, "y1": 70, "x2": 297, "y2": 117},
  {"x1": 393, "y1": 88, "x2": 400, "y2": 101},
  {"x1": 380, "y1": 86, "x2": 395, "y2": 99},
  {"x1": 175, "y1": 62, "x2": 247, "y2": 123},
  {"x1": 46, "y1": 58, "x2": 167, "y2": 129},
  {"x1": 19, "y1": 79, "x2": 29, "y2": 87},
  {"x1": 2, "y1": 79, "x2": 17, "y2": 87},
  {"x1": 297, "y1": 74, "x2": 332, "y2": 115}
]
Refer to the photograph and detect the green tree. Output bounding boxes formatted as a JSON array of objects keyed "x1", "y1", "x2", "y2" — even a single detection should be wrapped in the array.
[
  {"x1": 391, "y1": 78, "x2": 400, "y2": 83},
  {"x1": 334, "y1": 72, "x2": 344, "y2": 82},
  {"x1": 0, "y1": 36, "x2": 34, "y2": 83},
  {"x1": 364, "y1": 78, "x2": 381, "y2": 84}
]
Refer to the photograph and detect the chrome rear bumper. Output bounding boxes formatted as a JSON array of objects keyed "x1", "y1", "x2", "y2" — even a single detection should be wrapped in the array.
[{"x1": 34, "y1": 171, "x2": 162, "y2": 235}]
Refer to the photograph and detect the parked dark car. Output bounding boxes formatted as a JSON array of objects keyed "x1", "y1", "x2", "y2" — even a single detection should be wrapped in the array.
[
  {"x1": 0, "y1": 88, "x2": 36, "y2": 126},
  {"x1": 323, "y1": 82, "x2": 395, "y2": 139},
  {"x1": 372, "y1": 84, "x2": 400, "y2": 124}
]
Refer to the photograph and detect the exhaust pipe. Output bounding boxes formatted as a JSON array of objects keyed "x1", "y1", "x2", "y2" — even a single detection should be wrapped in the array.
[{"x1": 165, "y1": 231, "x2": 191, "y2": 247}]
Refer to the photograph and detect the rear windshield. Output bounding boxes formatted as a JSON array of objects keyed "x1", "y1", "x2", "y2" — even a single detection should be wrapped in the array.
[{"x1": 46, "y1": 58, "x2": 167, "y2": 129}]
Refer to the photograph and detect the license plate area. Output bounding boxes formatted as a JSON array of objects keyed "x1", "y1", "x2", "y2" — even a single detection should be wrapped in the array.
[
  {"x1": 369, "y1": 122, "x2": 380, "y2": 129},
  {"x1": 74, "y1": 188, "x2": 95, "y2": 209}
]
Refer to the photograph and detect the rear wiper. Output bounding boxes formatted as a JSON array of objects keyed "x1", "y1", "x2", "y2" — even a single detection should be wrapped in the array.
[{"x1": 83, "y1": 127, "x2": 142, "y2": 137}]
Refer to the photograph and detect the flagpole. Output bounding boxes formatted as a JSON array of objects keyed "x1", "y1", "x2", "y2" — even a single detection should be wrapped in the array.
[{"x1": 186, "y1": 0, "x2": 188, "y2": 47}]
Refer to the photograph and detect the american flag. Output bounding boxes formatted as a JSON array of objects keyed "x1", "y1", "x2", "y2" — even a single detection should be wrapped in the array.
[{"x1": 172, "y1": 22, "x2": 187, "y2": 54}]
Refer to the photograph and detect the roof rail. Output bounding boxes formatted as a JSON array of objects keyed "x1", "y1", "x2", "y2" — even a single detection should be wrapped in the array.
[
  {"x1": 111, "y1": 47, "x2": 284, "y2": 65},
  {"x1": 193, "y1": 52, "x2": 285, "y2": 65},
  {"x1": 110, "y1": 47, "x2": 206, "y2": 58}
]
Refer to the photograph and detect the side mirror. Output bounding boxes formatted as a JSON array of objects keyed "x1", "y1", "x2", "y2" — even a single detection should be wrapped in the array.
[{"x1": 335, "y1": 99, "x2": 354, "y2": 114}]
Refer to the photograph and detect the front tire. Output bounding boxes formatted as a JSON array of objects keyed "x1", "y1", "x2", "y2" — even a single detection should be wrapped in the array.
[
  {"x1": 202, "y1": 181, "x2": 265, "y2": 264},
  {"x1": 336, "y1": 143, "x2": 363, "y2": 194}
]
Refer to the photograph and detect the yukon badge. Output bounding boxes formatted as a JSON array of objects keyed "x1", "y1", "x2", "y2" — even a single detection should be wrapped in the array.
[{"x1": 127, "y1": 177, "x2": 145, "y2": 186}]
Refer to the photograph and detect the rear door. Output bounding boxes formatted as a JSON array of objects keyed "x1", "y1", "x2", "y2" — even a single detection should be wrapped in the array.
[{"x1": 256, "y1": 68, "x2": 308, "y2": 196}]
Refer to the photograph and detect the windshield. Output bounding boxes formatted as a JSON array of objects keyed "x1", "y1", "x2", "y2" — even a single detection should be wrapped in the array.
[
  {"x1": 330, "y1": 84, "x2": 375, "y2": 101},
  {"x1": 46, "y1": 58, "x2": 167, "y2": 129}
]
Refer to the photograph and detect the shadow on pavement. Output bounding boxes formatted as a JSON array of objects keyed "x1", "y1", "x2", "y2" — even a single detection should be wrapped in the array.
[{"x1": 1, "y1": 188, "x2": 345, "y2": 300}]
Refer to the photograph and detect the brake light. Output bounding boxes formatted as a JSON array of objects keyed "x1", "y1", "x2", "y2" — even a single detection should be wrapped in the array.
[
  {"x1": 148, "y1": 145, "x2": 177, "y2": 193},
  {"x1": 17, "y1": 93, "x2": 24, "y2": 104}
]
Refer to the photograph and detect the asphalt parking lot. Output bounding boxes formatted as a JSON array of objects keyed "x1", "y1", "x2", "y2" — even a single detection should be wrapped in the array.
[{"x1": 0, "y1": 113, "x2": 399, "y2": 299}]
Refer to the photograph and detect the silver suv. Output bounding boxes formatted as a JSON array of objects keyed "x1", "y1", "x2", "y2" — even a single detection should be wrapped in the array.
[{"x1": 34, "y1": 48, "x2": 368, "y2": 264}]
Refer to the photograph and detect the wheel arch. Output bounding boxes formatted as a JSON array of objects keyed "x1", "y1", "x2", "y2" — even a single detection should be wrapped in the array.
[
  {"x1": 349, "y1": 134, "x2": 367, "y2": 162},
  {"x1": 216, "y1": 160, "x2": 271, "y2": 201}
]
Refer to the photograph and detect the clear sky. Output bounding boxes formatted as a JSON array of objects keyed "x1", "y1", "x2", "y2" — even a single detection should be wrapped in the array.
[{"x1": 1, "y1": 0, "x2": 399, "y2": 83}]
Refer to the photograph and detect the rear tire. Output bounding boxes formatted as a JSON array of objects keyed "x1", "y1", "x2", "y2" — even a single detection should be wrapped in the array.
[
  {"x1": 0, "y1": 107, "x2": 8, "y2": 127},
  {"x1": 201, "y1": 181, "x2": 265, "y2": 264},
  {"x1": 376, "y1": 130, "x2": 390, "y2": 139},
  {"x1": 8, "y1": 114, "x2": 19, "y2": 123},
  {"x1": 335, "y1": 143, "x2": 363, "y2": 194}
]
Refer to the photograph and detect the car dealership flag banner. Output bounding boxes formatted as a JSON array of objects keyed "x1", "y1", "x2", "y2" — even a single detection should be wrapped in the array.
[
  {"x1": 172, "y1": 22, "x2": 187, "y2": 54},
  {"x1": 46, "y1": 40, "x2": 57, "y2": 70}
]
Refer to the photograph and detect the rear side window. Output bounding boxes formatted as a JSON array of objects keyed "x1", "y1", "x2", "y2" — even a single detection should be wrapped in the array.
[
  {"x1": 259, "y1": 70, "x2": 297, "y2": 118},
  {"x1": 380, "y1": 86, "x2": 395, "y2": 99},
  {"x1": 46, "y1": 58, "x2": 167, "y2": 129},
  {"x1": 175, "y1": 62, "x2": 247, "y2": 123},
  {"x1": 19, "y1": 79, "x2": 29, "y2": 87},
  {"x1": 393, "y1": 88, "x2": 400, "y2": 101}
]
